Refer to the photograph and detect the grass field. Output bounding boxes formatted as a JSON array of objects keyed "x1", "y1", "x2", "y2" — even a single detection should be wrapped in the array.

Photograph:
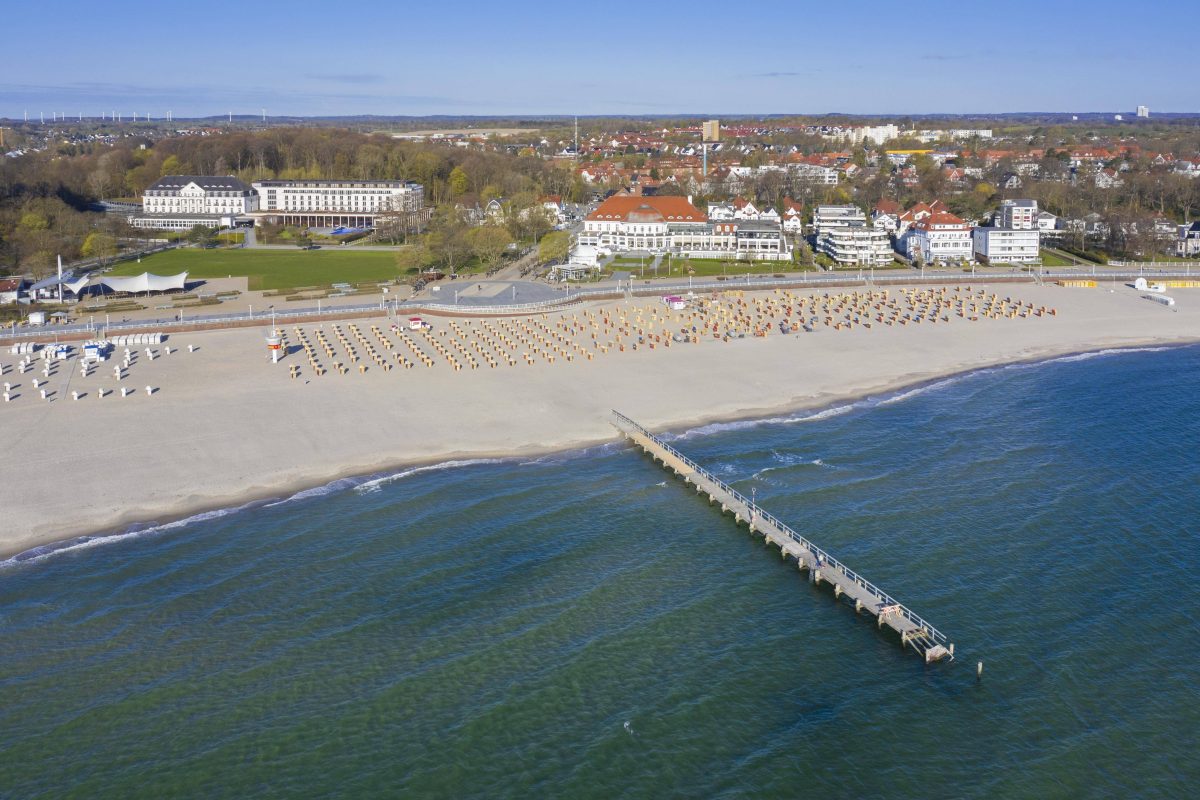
[
  {"x1": 1039, "y1": 249, "x2": 1077, "y2": 267},
  {"x1": 107, "y1": 248, "x2": 403, "y2": 291}
]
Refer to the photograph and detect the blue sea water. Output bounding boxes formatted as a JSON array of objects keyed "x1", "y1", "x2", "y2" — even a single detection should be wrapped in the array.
[{"x1": 2, "y1": 345, "x2": 1198, "y2": 798}]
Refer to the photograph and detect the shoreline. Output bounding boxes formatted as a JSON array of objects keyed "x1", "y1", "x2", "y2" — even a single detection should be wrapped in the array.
[{"x1": 6, "y1": 334, "x2": 1195, "y2": 566}]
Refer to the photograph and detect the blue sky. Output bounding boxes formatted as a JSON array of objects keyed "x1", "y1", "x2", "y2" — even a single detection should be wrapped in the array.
[{"x1": 2, "y1": 0, "x2": 1196, "y2": 118}]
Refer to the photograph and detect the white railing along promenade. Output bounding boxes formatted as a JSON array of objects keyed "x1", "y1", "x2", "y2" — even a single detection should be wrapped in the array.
[
  {"x1": 612, "y1": 410, "x2": 951, "y2": 649},
  {"x1": 7, "y1": 267, "x2": 1197, "y2": 343}
]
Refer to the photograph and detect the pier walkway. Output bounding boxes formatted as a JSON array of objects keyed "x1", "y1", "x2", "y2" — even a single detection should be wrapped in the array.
[{"x1": 612, "y1": 410, "x2": 954, "y2": 663}]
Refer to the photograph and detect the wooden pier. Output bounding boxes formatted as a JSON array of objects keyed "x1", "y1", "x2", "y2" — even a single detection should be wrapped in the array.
[{"x1": 612, "y1": 410, "x2": 954, "y2": 663}]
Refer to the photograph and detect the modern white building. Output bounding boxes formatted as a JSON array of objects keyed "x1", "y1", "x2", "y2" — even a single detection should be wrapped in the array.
[
  {"x1": 905, "y1": 211, "x2": 973, "y2": 264},
  {"x1": 1136, "y1": 105, "x2": 1150, "y2": 118},
  {"x1": 790, "y1": 163, "x2": 839, "y2": 185},
  {"x1": 972, "y1": 227, "x2": 1040, "y2": 263},
  {"x1": 251, "y1": 179, "x2": 425, "y2": 228},
  {"x1": 817, "y1": 225, "x2": 893, "y2": 267},
  {"x1": 812, "y1": 205, "x2": 868, "y2": 236},
  {"x1": 821, "y1": 124, "x2": 899, "y2": 146},
  {"x1": 132, "y1": 175, "x2": 258, "y2": 230},
  {"x1": 1000, "y1": 199, "x2": 1038, "y2": 230}
]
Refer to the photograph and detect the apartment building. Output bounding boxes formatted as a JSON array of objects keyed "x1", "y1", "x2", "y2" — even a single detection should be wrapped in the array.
[
  {"x1": 817, "y1": 225, "x2": 893, "y2": 267},
  {"x1": 1000, "y1": 199, "x2": 1038, "y2": 230},
  {"x1": 972, "y1": 226, "x2": 1040, "y2": 263},
  {"x1": 905, "y1": 211, "x2": 973, "y2": 264},
  {"x1": 812, "y1": 205, "x2": 869, "y2": 236}
]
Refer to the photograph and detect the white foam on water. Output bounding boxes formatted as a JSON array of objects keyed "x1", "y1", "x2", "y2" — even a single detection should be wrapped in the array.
[
  {"x1": 1, "y1": 502, "x2": 262, "y2": 569},
  {"x1": 354, "y1": 458, "x2": 506, "y2": 495},
  {"x1": 1040, "y1": 346, "x2": 1169, "y2": 365},
  {"x1": 518, "y1": 441, "x2": 625, "y2": 467},
  {"x1": 669, "y1": 345, "x2": 1178, "y2": 444}
]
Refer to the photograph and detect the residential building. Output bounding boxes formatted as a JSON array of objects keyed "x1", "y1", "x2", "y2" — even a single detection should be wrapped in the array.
[
  {"x1": 817, "y1": 225, "x2": 893, "y2": 267},
  {"x1": 1094, "y1": 168, "x2": 1124, "y2": 189},
  {"x1": 1000, "y1": 199, "x2": 1038, "y2": 230},
  {"x1": 781, "y1": 198, "x2": 804, "y2": 234},
  {"x1": 821, "y1": 124, "x2": 899, "y2": 146},
  {"x1": 790, "y1": 163, "x2": 839, "y2": 185},
  {"x1": 872, "y1": 199, "x2": 902, "y2": 234},
  {"x1": 132, "y1": 175, "x2": 258, "y2": 230},
  {"x1": 251, "y1": 179, "x2": 424, "y2": 228},
  {"x1": 1037, "y1": 211, "x2": 1059, "y2": 234},
  {"x1": 972, "y1": 227, "x2": 1040, "y2": 263},
  {"x1": 905, "y1": 211, "x2": 973, "y2": 264},
  {"x1": 1137, "y1": 105, "x2": 1150, "y2": 118},
  {"x1": 895, "y1": 200, "x2": 949, "y2": 236},
  {"x1": 812, "y1": 205, "x2": 868, "y2": 236},
  {"x1": 1178, "y1": 222, "x2": 1200, "y2": 257},
  {"x1": 0, "y1": 277, "x2": 26, "y2": 304}
]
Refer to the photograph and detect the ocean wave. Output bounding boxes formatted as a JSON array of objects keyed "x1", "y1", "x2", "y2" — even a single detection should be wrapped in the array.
[
  {"x1": 666, "y1": 403, "x2": 860, "y2": 441},
  {"x1": 264, "y1": 477, "x2": 363, "y2": 506},
  {"x1": 669, "y1": 345, "x2": 1179, "y2": 443},
  {"x1": 0, "y1": 502, "x2": 262, "y2": 569},
  {"x1": 1039, "y1": 346, "x2": 1170, "y2": 365},
  {"x1": 517, "y1": 441, "x2": 626, "y2": 467},
  {"x1": 354, "y1": 459, "x2": 506, "y2": 494},
  {"x1": 751, "y1": 458, "x2": 827, "y2": 480}
]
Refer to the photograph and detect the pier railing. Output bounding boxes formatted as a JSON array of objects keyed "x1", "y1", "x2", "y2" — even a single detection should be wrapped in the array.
[{"x1": 612, "y1": 409, "x2": 949, "y2": 649}]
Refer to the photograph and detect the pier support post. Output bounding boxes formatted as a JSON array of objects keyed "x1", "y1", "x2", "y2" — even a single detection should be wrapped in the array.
[
  {"x1": 855, "y1": 599, "x2": 863, "y2": 613},
  {"x1": 834, "y1": 585, "x2": 843, "y2": 600},
  {"x1": 949, "y1": 643, "x2": 955, "y2": 658},
  {"x1": 812, "y1": 569, "x2": 820, "y2": 586}
]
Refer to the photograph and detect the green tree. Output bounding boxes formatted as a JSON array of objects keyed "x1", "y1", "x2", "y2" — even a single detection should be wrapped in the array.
[
  {"x1": 538, "y1": 230, "x2": 570, "y2": 264},
  {"x1": 448, "y1": 165, "x2": 469, "y2": 199},
  {"x1": 160, "y1": 155, "x2": 184, "y2": 177},
  {"x1": 395, "y1": 243, "x2": 434, "y2": 274},
  {"x1": 81, "y1": 231, "x2": 117, "y2": 265},
  {"x1": 466, "y1": 225, "x2": 514, "y2": 267},
  {"x1": 19, "y1": 212, "x2": 49, "y2": 231}
]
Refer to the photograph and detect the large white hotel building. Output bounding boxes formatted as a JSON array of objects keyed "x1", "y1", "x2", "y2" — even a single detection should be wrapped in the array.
[
  {"x1": 251, "y1": 179, "x2": 425, "y2": 228},
  {"x1": 131, "y1": 176, "x2": 425, "y2": 230},
  {"x1": 131, "y1": 176, "x2": 259, "y2": 230}
]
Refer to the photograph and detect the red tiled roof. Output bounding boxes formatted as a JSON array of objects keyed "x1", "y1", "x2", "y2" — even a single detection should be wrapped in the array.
[
  {"x1": 587, "y1": 195, "x2": 706, "y2": 223},
  {"x1": 913, "y1": 210, "x2": 968, "y2": 230}
]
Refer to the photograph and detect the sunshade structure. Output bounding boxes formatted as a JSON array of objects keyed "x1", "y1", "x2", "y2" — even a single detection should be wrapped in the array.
[
  {"x1": 100, "y1": 272, "x2": 188, "y2": 294},
  {"x1": 28, "y1": 271, "x2": 93, "y2": 298}
]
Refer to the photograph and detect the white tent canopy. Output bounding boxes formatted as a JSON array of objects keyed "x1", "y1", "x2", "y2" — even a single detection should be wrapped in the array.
[{"x1": 100, "y1": 272, "x2": 188, "y2": 294}]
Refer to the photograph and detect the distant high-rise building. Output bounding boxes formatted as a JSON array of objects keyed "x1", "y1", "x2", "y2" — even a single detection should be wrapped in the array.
[
  {"x1": 1136, "y1": 105, "x2": 1150, "y2": 118},
  {"x1": 702, "y1": 119, "x2": 720, "y2": 143}
]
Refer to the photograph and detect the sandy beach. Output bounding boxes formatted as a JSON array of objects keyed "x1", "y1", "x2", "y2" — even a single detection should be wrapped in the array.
[{"x1": 3, "y1": 280, "x2": 1198, "y2": 560}]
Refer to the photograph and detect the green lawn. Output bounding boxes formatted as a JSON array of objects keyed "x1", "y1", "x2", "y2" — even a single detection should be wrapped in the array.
[
  {"x1": 1039, "y1": 249, "x2": 1076, "y2": 267},
  {"x1": 107, "y1": 248, "x2": 403, "y2": 291}
]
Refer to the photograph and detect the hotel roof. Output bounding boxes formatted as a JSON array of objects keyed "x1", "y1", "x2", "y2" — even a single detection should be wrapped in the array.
[{"x1": 587, "y1": 196, "x2": 706, "y2": 223}]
